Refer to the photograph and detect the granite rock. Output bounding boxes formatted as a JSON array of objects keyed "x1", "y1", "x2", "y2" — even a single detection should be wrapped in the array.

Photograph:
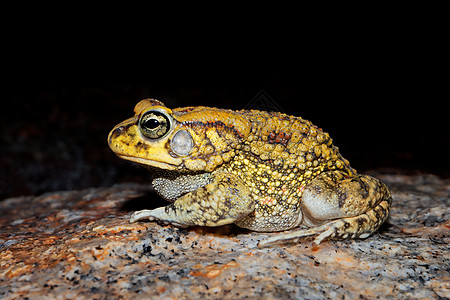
[{"x1": 1, "y1": 174, "x2": 449, "y2": 299}]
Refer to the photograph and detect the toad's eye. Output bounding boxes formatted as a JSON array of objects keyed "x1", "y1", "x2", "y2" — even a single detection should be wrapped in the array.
[{"x1": 139, "y1": 110, "x2": 172, "y2": 139}]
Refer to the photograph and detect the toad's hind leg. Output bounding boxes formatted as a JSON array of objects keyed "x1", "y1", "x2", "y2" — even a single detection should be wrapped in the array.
[{"x1": 258, "y1": 171, "x2": 392, "y2": 247}]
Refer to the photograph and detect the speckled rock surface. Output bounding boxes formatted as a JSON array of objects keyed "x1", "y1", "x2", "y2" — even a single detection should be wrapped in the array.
[{"x1": 1, "y1": 174, "x2": 449, "y2": 299}]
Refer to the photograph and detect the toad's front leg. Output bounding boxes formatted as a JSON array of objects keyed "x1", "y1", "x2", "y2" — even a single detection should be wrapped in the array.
[{"x1": 130, "y1": 171, "x2": 255, "y2": 228}]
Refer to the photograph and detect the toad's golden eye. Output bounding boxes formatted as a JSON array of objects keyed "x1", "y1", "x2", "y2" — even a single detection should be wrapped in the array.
[{"x1": 139, "y1": 110, "x2": 172, "y2": 140}]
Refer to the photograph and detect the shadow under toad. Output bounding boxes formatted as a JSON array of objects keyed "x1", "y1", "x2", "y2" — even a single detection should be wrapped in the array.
[{"x1": 119, "y1": 191, "x2": 167, "y2": 212}]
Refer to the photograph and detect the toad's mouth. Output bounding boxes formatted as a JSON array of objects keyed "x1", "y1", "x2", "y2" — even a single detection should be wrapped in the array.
[{"x1": 117, "y1": 154, "x2": 179, "y2": 170}]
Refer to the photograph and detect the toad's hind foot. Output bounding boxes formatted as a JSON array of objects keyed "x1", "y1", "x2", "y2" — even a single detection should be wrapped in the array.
[
  {"x1": 257, "y1": 219, "x2": 360, "y2": 248},
  {"x1": 257, "y1": 225, "x2": 329, "y2": 248},
  {"x1": 257, "y1": 196, "x2": 391, "y2": 248}
]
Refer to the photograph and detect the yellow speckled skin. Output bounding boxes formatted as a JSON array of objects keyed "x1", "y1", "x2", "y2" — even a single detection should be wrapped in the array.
[{"x1": 108, "y1": 99, "x2": 392, "y2": 246}]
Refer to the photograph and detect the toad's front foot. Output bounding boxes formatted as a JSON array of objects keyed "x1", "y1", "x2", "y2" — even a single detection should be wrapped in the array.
[
  {"x1": 130, "y1": 208, "x2": 189, "y2": 228},
  {"x1": 130, "y1": 209, "x2": 155, "y2": 223}
]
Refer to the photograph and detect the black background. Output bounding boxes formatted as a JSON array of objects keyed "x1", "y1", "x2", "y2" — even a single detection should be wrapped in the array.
[{"x1": 1, "y1": 16, "x2": 448, "y2": 200}]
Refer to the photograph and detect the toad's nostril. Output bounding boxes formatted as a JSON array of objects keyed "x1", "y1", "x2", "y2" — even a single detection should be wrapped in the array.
[{"x1": 108, "y1": 126, "x2": 125, "y2": 146}]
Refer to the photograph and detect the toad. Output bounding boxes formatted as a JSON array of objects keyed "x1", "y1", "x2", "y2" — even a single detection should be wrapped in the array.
[{"x1": 108, "y1": 99, "x2": 391, "y2": 247}]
